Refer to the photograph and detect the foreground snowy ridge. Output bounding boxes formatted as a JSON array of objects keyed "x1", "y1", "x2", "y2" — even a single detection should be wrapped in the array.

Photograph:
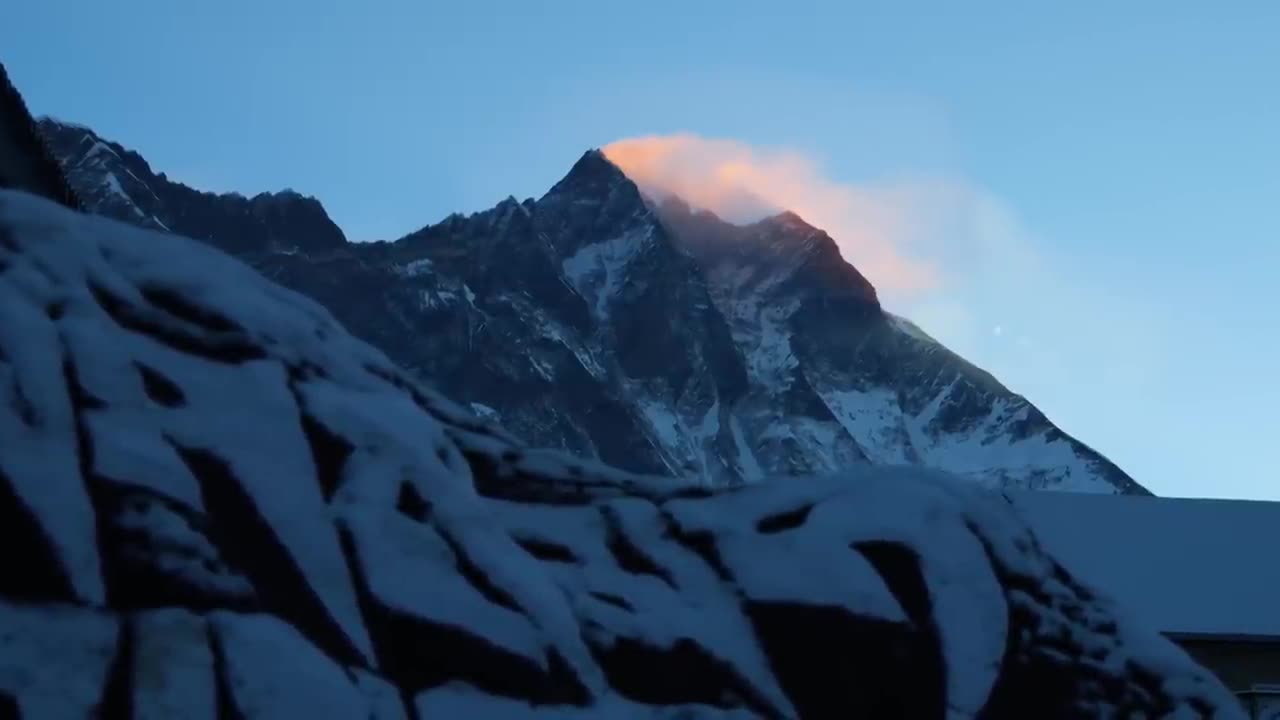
[{"x1": 0, "y1": 190, "x2": 1239, "y2": 718}]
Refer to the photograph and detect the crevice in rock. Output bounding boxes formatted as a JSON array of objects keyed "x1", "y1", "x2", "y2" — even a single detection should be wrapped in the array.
[
  {"x1": 135, "y1": 362, "x2": 186, "y2": 407},
  {"x1": 851, "y1": 541, "x2": 932, "y2": 630},
  {"x1": 461, "y1": 449, "x2": 507, "y2": 499},
  {"x1": 174, "y1": 442, "x2": 366, "y2": 668},
  {"x1": 98, "y1": 613, "x2": 136, "y2": 719},
  {"x1": 746, "y1": 601, "x2": 940, "y2": 720},
  {"x1": 602, "y1": 508, "x2": 676, "y2": 588},
  {"x1": 588, "y1": 634, "x2": 781, "y2": 719},
  {"x1": 91, "y1": 480, "x2": 258, "y2": 612},
  {"x1": 396, "y1": 482, "x2": 431, "y2": 523},
  {"x1": 0, "y1": 345, "x2": 100, "y2": 597},
  {"x1": 337, "y1": 526, "x2": 405, "y2": 701},
  {"x1": 139, "y1": 285, "x2": 241, "y2": 333},
  {"x1": 666, "y1": 486, "x2": 718, "y2": 501},
  {"x1": 544, "y1": 649, "x2": 592, "y2": 706},
  {"x1": 61, "y1": 348, "x2": 102, "y2": 488},
  {"x1": 437, "y1": 530, "x2": 523, "y2": 614},
  {"x1": 514, "y1": 537, "x2": 579, "y2": 564},
  {"x1": 851, "y1": 540, "x2": 947, "y2": 715},
  {"x1": 336, "y1": 528, "x2": 422, "y2": 720},
  {"x1": 0, "y1": 465, "x2": 77, "y2": 601},
  {"x1": 588, "y1": 591, "x2": 633, "y2": 612},
  {"x1": 338, "y1": 525, "x2": 589, "y2": 705},
  {"x1": 336, "y1": 529, "x2": 427, "y2": 720},
  {"x1": 89, "y1": 283, "x2": 265, "y2": 364},
  {"x1": 402, "y1": 691, "x2": 424, "y2": 720},
  {"x1": 207, "y1": 622, "x2": 245, "y2": 720},
  {"x1": 659, "y1": 512, "x2": 731, "y2": 583},
  {"x1": 296, "y1": 410, "x2": 353, "y2": 501},
  {"x1": 285, "y1": 372, "x2": 354, "y2": 502},
  {"x1": 755, "y1": 503, "x2": 813, "y2": 534},
  {"x1": 376, "y1": 606, "x2": 587, "y2": 704}
]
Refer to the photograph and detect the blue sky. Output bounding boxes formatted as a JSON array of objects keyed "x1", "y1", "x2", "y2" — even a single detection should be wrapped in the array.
[{"x1": 5, "y1": 1, "x2": 1278, "y2": 499}]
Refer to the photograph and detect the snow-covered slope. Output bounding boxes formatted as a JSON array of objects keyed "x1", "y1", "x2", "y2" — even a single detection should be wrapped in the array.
[
  {"x1": 40, "y1": 119, "x2": 1144, "y2": 494},
  {"x1": 0, "y1": 188, "x2": 1238, "y2": 718}
]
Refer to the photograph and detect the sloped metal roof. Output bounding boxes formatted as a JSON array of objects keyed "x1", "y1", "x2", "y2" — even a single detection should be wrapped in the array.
[{"x1": 1008, "y1": 490, "x2": 1280, "y2": 640}]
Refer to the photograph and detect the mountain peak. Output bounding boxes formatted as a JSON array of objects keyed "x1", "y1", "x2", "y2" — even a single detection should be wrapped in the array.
[
  {"x1": 552, "y1": 148, "x2": 628, "y2": 190},
  {"x1": 537, "y1": 149, "x2": 649, "y2": 229},
  {"x1": 763, "y1": 209, "x2": 813, "y2": 230}
]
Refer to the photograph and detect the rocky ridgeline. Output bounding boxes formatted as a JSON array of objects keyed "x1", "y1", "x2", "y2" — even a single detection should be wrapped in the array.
[{"x1": 40, "y1": 119, "x2": 1143, "y2": 493}]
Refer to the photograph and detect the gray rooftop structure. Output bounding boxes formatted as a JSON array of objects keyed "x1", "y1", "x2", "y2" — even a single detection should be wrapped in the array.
[{"x1": 1009, "y1": 489, "x2": 1280, "y2": 712}]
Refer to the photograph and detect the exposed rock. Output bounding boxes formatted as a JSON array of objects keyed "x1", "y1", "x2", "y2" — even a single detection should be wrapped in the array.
[{"x1": 39, "y1": 120, "x2": 1144, "y2": 493}]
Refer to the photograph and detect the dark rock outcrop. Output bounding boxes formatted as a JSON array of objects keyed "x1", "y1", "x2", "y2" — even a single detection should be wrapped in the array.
[
  {"x1": 40, "y1": 118, "x2": 345, "y2": 256},
  {"x1": 0, "y1": 64, "x2": 80, "y2": 209}
]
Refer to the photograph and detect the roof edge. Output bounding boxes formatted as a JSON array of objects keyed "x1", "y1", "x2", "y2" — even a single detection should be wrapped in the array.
[{"x1": 1165, "y1": 631, "x2": 1280, "y2": 645}]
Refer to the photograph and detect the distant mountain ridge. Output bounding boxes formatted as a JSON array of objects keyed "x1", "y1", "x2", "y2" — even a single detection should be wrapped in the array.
[
  {"x1": 39, "y1": 118, "x2": 1146, "y2": 494},
  {"x1": 39, "y1": 118, "x2": 346, "y2": 255}
]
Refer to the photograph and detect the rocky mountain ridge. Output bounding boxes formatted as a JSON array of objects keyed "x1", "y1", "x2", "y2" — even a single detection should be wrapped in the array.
[{"x1": 39, "y1": 118, "x2": 1145, "y2": 494}]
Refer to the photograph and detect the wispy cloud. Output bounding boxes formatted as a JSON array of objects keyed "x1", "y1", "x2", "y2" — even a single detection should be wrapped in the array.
[
  {"x1": 605, "y1": 132, "x2": 1170, "y2": 492},
  {"x1": 604, "y1": 133, "x2": 940, "y2": 296}
]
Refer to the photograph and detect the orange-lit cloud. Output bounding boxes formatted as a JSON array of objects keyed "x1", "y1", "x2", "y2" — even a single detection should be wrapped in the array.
[
  {"x1": 606, "y1": 135, "x2": 1178, "y2": 494},
  {"x1": 604, "y1": 133, "x2": 939, "y2": 295}
]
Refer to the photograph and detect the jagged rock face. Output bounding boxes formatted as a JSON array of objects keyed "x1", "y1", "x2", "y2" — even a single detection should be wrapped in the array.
[
  {"x1": 40, "y1": 118, "x2": 1144, "y2": 494},
  {"x1": 39, "y1": 118, "x2": 346, "y2": 256},
  {"x1": 379, "y1": 151, "x2": 750, "y2": 482},
  {"x1": 0, "y1": 65, "x2": 81, "y2": 210},
  {"x1": 0, "y1": 189, "x2": 1240, "y2": 718},
  {"x1": 654, "y1": 198, "x2": 1144, "y2": 494}
]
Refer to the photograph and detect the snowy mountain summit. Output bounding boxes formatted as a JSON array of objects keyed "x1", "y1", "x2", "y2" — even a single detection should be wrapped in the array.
[
  {"x1": 40, "y1": 119, "x2": 1144, "y2": 494},
  {"x1": 0, "y1": 188, "x2": 1239, "y2": 718}
]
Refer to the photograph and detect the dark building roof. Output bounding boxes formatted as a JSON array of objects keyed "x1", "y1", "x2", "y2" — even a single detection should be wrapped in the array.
[
  {"x1": 0, "y1": 62, "x2": 81, "y2": 210},
  {"x1": 1007, "y1": 490, "x2": 1280, "y2": 640}
]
